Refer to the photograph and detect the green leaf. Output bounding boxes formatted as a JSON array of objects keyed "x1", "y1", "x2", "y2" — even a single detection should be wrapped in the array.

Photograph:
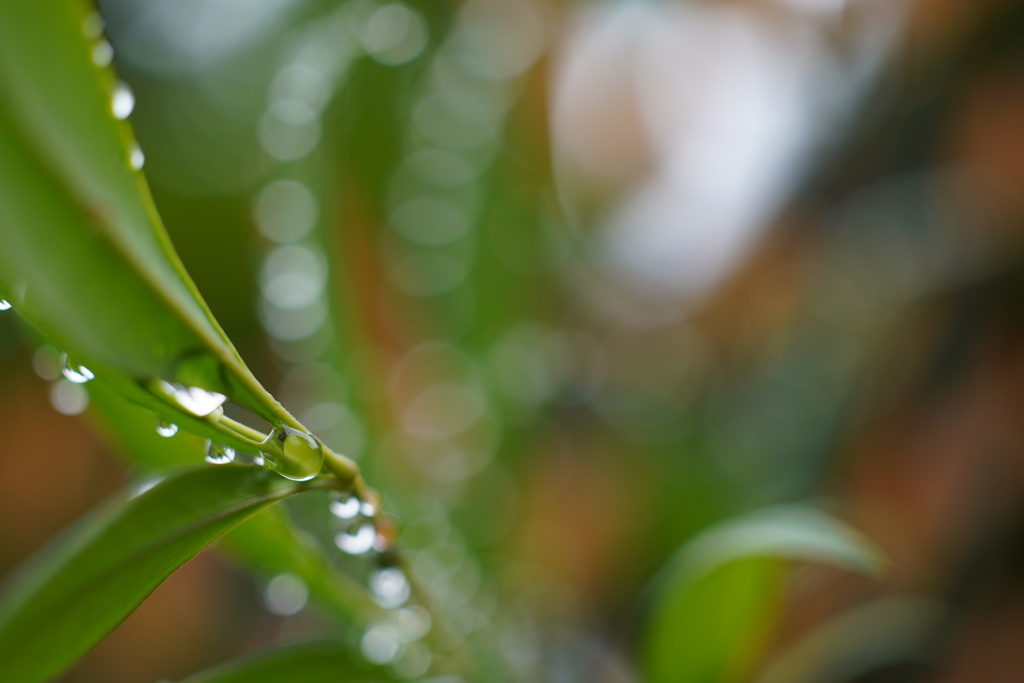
[
  {"x1": 0, "y1": 1, "x2": 358, "y2": 482},
  {"x1": 642, "y1": 504, "x2": 885, "y2": 683},
  {"x1": 86, "y1": 384, "x2": 382, "y2": 627},
  {"x1": 178, "y1": 640, "x2": 394, "y2": 683},
  {"x1": 0, "y1": 465, "x2": 329, "y2": 683}
]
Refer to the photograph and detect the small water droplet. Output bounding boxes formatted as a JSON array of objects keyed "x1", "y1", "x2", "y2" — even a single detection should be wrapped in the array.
[
  {"x1": 91, "y1": 40, "x2": 114, "y2": 67},
  {"x1": 361, "y1": 501, "x2": 378, "y2": 517},
  {"x1": 369, "y1": 567, "x2": 411, "y2": 608},
  {"x1": 335, "y1": 522, "x2": 376, "y2": 555},
  {"x1": 60, "y1": 353, "x2": 94, "y2": 384},
  {"x1": 0, "y1": 299, "x2": 11, "y2": 310},
  {"x1": 156, "y1": 421, "x2": 178, "y2": 438},
  {"x1": 129, "y1": 143, "x2": 145, "y2": 170},
  {"x1": 82, "y1": 13, "x2": 105, "y2": 39},
  {"x1": 152, "y1": 379, "x2": 226, "y2": 418},
  {"x1": 330, "y1": 495, "x2": 361, "y2": 520},
  {"x1": 111, "y1": 81, "x2": 135, "y2": 120},
  {"x1": 205, "y1": 440, "x2": 235, "y2": 465},
  {"x1": 259, "y1": 426, "x2": 323, "y2": 481}
]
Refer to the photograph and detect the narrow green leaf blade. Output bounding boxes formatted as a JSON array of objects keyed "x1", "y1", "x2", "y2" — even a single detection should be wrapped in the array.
[
  {"x1": 0, "y1": 465, "x2": 326, "y2": 683},
  {"x1": 179, "y1": 640, "x2": 394, "y2": 683},
  {"x1": 0, "y1": 0, "x2": 360, "y2": 482},
  {"x1": 642, "y1": 504, "x2": 885, "y2": 683},
  {"x1": 87, "y1": 384, "x2": 381, "y2": 626}
]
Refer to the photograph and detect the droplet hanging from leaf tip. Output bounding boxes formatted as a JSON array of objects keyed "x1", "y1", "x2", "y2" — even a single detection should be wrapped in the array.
[
  {"x1": 330, "y1": 494, "x2": 361, "y2": 519},
  {"x1": 151, "y1": 379, "x2": 226, "y2": 418},
  {"x1": 156, "y1": 421, "x2": 178, "y2": 438},
  {"x1": 204, "y1": 440, "x2": 235, "y2": 465},
  {"x1": 336, "y1": 522, "x2": 376, "y2": 555},
  {"x1": 60, "y1": 353, "x2": 94, "y2": 384}
]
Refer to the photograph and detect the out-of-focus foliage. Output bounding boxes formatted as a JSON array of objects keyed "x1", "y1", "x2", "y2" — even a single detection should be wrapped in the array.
[{"x1": 3, "y1": 0, "x2": 1024, "y2": 680}]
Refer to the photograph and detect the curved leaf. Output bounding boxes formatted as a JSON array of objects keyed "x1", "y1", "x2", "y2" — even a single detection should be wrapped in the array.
[
  {"x1": 0, "y1": 465, "x2": 329, "y2": 683},
  {"x1": 0, "y1": 0, "x2": 358, "y2": 481},
  {"x1": 642, "y1": 504, "x2": 885, "y2": 683},
  {"x1": 87, "y1": 383, "x2": 382, "y2": 626}
]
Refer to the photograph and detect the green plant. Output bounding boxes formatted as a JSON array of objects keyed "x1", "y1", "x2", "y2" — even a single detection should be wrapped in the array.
[{"x1": 0, "y1": 1, "x2": 895, "y2": 681}]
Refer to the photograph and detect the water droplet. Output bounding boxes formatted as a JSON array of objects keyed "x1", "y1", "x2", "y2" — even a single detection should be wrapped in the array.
[
  {"x1": 369, "y1": 567, "x2": 411, "y2": 608},
  {"x1": 91, "y1": 40, "x2": 114, "y2": 67},
  {"x1": 129, "y1": 143, "x2": 145, "y2": 170},
  {"x1": 151, "y1": 379, "x2": 226, "y2": 418},
  {"x1": 50, "y1": 380, "x2": 89, "y2": 415},
  {"x1": 0, "y1": 299, "x2": 10, "y2": 311},
  {"x1": 60, "y1": 353, "x2": 94, "y2": 384},
  {"x1": 361, "y1": 500, "x2": 378, "y2": 517},
  {"x1": 361, "y1": 623, "x2": 402, "y2": 664},
  {"x1": 259, "y1": 426, "x2": 323, "y2": 481},
  {"x1": 205, "y1": 440, "x2": 235, "y2": 465},
  {"x1": 82, "y1": 13, "x2": 105, "y2": 39},
  {"x1": 335, "y1": 522, "x2": 376, "y2": 555},
  {"x1": 156, "y1": 421, "x2": 178, "y2": 438},
  {"x1": 263, "y1": 573, "x2": 309, "y2": 616},
  {"x1": 111, "y1": 81, "x2": 135, "y2": 120},
  {"x1": 330, "y1": 495, "x2": 361, "y2": 520}
]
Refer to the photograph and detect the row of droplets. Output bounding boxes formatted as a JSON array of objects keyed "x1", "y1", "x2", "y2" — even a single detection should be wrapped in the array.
[
  {"x1": 327, "y1": 490, "x2": 442, "y2": 677},
  {"x1": 83, "y1": 13, "x2": 145, "y2": 171}
]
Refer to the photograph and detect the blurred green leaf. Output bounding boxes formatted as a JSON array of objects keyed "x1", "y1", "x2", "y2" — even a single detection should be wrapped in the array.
[
  {"x1": 642, "y1": 504, "x2": 885, "y2": 683},
  {"x1": 178, "y1": 639, "x2": 394, "y2": 683},
  {"x1": 755, "y1": 597, "x2": 943, "y2": 683},
  {"x1": 0, "y1": 465, "x2": 329, "y2": 683}
]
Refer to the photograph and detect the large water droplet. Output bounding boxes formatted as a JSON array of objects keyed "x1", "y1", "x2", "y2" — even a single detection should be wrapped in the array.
[
  {"x1": 0, "y1": 299, "x2": 11, "y2": 310},
  {"x1": 335, "y1": 522, "x2": 376, "y2": 555},
  {"x1": 369, "y1": 567, "x2": 411, "y2": 608},
  {"x1": 91, "y1": 40, "x2": 114, "y2": 67},
  {"x1": 205, "y1": 440, "x2": 235, "y2": 465},
  {"x1": 129, "y1": 143, "x2": 145, "y2": 170},
  {"x1": 60, "y1": 353, "x2": 94, "y2": 384},
  {"x1": 330, "y1": 495, "x2": 361, "y2": 520},
  {"x1": 156, "y1": 421, "x2": 178, "y2": 438},
  {"x1": 260, "y1": 426, "x2": 323, "y2": 481},
  {"x1": 111, "y1": 81, "x2": 135, "y2": 120},
  {"x1": 152, "y1": 379, "x2": 226, "y2": 418}
]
